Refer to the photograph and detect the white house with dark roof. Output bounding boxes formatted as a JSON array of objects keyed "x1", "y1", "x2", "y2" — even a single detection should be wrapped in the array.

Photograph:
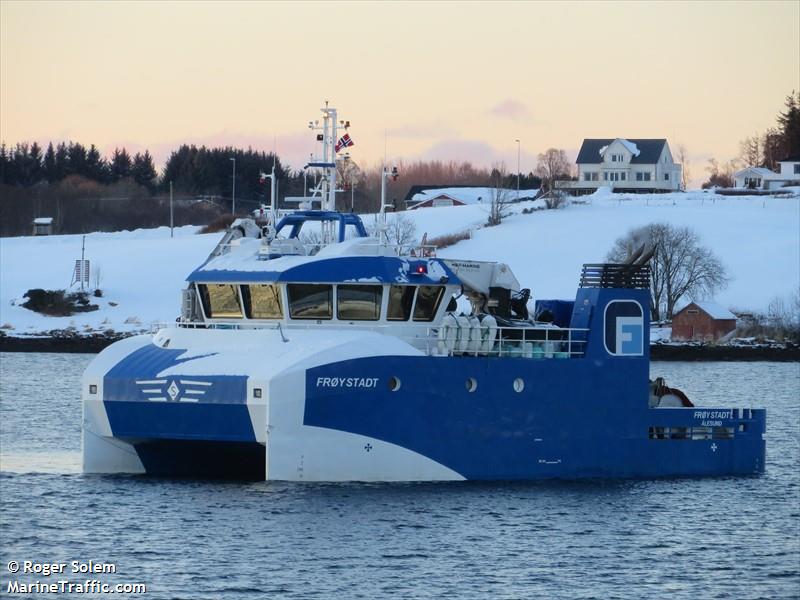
[
  {"x1": 559, "y1": 138, "x2": 682, "y2": 194},
  {"x1": 733, "y1": 156, "x2": 800, "y2": 190}
]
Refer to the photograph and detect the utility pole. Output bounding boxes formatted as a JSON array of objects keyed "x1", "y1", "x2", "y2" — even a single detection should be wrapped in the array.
[
  {"x1": 515, "y1": 139, "x2": 521, "y2": 202},
  {"x1": 169, "y1": 180, "x2": 174, "y2": 238},
  {"x1": 230, "y1": 157, "x2": 236, "y2": 215}
]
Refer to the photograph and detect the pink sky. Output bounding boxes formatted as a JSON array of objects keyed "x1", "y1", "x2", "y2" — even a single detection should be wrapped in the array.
[{"x1": 1, "y1": 1, "x2": 798, "y2": 187}]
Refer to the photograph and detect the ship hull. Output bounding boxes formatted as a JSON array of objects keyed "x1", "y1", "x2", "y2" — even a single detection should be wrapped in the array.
[{"x1": 82, "y1": 333, "x2": 765, "y2": 481}]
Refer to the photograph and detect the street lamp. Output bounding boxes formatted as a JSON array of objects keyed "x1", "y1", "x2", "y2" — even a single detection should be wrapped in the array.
[
  {"x1": 515, "y1": 139, "x2": 521, "y2": 202},
  {"x1": 229, "y1": 157, "x2": 236, "y2": 215}
]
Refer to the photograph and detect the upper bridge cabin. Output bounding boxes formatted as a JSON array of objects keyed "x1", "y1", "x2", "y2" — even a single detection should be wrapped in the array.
[{"x1": 178, "y1": 213, "x2": 650, "y2": 361}]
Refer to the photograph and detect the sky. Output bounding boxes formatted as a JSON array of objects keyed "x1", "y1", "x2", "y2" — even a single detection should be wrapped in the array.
[{"x1": 1, "y1": 1, "x2": 798, "y2": 187}]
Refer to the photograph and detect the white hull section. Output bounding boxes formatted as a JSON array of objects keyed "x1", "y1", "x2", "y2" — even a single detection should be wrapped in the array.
[
  {"x1": 267, "y1": 425, "x2": 464, "y2": 482},
  {"x1": 82, "y1": 328, "x2": 463, "y2": 481}
]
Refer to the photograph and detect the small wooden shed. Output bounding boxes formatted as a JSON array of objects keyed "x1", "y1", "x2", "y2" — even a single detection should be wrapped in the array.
[
  {"x1": 671, "y1": 302, "x2": 737, "y2": 341},
  {"x1": 32, "y1": 217, "x2": 54, "y2": 236}
]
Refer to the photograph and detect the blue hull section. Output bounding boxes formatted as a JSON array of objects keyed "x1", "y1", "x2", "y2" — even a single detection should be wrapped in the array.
[
  {"x1": 102, "y1": 344, "x2": 255, "y2": 443},
  {"x1": 304, "y1": 355, "x2": 765, "y2": 480}
]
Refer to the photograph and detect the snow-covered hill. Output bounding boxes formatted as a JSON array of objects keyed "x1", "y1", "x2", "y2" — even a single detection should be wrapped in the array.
[{"x1": 1, "y1": 189, "x2": 798, "y2": 337}]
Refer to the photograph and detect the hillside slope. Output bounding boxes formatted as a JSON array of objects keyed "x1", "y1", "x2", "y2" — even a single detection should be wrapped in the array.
[{"x1": 0, "y1": 190, "x2": 797, "y2": 336}]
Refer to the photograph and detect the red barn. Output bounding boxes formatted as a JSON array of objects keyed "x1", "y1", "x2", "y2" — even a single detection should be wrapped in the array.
[{"x1": 671, "y1": 302, "x2": 737, "y2": 341}]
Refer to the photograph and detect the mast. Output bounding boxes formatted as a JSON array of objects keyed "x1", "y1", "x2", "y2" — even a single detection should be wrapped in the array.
[{"x1": 306, "y1": 101, "x2": 347, "y2": 244}]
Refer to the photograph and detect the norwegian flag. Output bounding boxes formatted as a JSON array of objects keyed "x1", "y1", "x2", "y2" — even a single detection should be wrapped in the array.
[{"x1": 335, "y1": 133, "x2": 354, "y2": 153}]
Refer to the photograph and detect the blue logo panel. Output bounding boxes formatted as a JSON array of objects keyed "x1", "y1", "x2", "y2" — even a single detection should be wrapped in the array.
[{"x1": 604, "y1": 301, "x2": 643, "y2": 356}]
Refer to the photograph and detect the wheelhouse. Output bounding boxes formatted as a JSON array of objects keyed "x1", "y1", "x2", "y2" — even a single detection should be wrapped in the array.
[{"x1": 191, "y1": 280, "x2": 455, "y2": 327}]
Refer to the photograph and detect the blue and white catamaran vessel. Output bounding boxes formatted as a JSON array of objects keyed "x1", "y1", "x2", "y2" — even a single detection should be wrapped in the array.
[{"x1": 82, "y1": 104, "x2": 766, "y2": 481}]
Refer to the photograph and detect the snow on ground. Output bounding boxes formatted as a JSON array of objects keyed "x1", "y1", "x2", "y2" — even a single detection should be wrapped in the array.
[
  {"x1": 0, "y1": 226, "x2": 220, "y2": 335},
  {"x1": 0, "y1": 189, "x2": 798, "y2": 336},
  {"x1": 435, "y1": 190, "x2": 799, "y2": 313}
]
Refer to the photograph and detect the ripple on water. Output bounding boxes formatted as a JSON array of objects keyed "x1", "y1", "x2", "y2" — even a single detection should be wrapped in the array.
[{"x1": 0, "y1": 355, "x2": 798, "y2": 599}]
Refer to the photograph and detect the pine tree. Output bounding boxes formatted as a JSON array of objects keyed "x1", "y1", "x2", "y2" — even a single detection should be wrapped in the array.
[
  {"x1": 67, "y1": 142, "x2": 88, "y2": 177},
  {"x1": 0, "y1": 143, "x2": 7, "y2": 184},
  {"x1": 110, "y1": 147, "x2": 132, "y2": 181},
  {"x1": 86, "y1": 144, "x2": 108, "y2": 182},
  {"x1": 27, "y1": 142, "x2": 43, "y2": 184},
  {"x1": 777, "y1": 91, "x2": 800, "y2": 158},
  {"x1": 54, "y1": 142, "x2": 69, "y2": 180},
  {"x1": 43, "y1": 143, "x2": 58, "y2": 182},
  {"x1": 131, "y1": 150, "x2": 157, "y2": 190}
]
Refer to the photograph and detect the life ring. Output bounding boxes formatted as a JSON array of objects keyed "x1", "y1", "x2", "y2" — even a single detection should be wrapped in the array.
[
  {"x1": 479, "y1": 314, "x2": 498, "y2": 354},
  {"x1": 455, "y1": 315, "x2": 471, "y2": 354},
  {"x1": 437, "y1": 313, "x2": 458, "y2": 355}
]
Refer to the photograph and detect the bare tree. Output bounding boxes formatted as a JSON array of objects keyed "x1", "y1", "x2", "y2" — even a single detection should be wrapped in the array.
[
  {"x1": 534, "y1": 148, "x2": 571, "y2": 193},
  {"x1": 486, "y1": 164, "x2": 512, "y2": 226},
  {"x1": 676, "y1": 143, "x2": 690, "y2": 190},
  {"x1": 383, "y1": 212, "x2": 418, "y2": 246},
  {"x1": 738, "y1": 135, "x2": 763, "y2": 167},
  {"x1": 702, "y1": 158, "x2": 738, "y2": 189},
  {"x1": 607, "y1": 223, "x2": 729, "y2": 321}
]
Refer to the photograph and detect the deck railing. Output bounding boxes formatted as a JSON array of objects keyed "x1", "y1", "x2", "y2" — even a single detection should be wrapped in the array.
[{"x1": 156, "y1": 320, "x2": 590, "y2": 359}]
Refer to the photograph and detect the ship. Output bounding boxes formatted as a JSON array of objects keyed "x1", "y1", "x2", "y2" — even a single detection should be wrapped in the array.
[{"x1": 81, "y1": 104, "x2": 766, "y2": 480}]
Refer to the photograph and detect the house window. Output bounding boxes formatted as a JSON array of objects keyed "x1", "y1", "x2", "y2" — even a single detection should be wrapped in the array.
[
  {"x1": 664, "y1": 173, "x2": 670, "y2": 181},
  {"x1": 794, "y1": 164, "x2": 800, "y2": 174},
  {"x1": 644, "y1": 172, "x2": 651, "y2": 181},
  {"x1": 610, "y1": 154, "x2": 623, "y2": 162},
  {"x1": 620, "y1": 173, "x2": 626, "y2": 181},
  {"x1": 636, "y1": 172, "x2": 643, "y2": 181},
  {"x1": 592, "y1": 172, "x2": 598, "y2": 181},
  {"x1": 584, "y1": 172, "x2": 592, "y2": 182}
]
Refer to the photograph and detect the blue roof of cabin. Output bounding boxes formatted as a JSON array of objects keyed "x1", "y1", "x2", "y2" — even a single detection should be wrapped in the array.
[{"x1": 187, "y1": 255, "x2": 460, "y2": 286}]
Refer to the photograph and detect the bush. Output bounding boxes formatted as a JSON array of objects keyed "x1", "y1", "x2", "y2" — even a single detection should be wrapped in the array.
[
  {"x1": 427, "y1": 230, "x2": 471, "y2": 249},
  {"x1": 199, "y1": 213, "x2": 236, "y2": 234},
  {"x1": 542, "y1": 190, "x2": 568, "y2": 209},
  {"x1": 21, "y1": 289, "x2": 99, "y2": 316}
]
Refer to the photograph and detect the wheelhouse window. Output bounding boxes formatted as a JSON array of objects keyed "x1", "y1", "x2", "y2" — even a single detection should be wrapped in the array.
[
  {"x1": 387, "y1": 285, "x2": 415, "y2": 321},
  {"x1": 337, "y1": 284, "x2": 382, "y2": 321},
  {"x1": 287, "y1": 284, "x2": 332, "y2": 320},
  {"x1": 413, "y1": 285, "x2": 445, "y2": 322},
  {"x1": 242, "y1": 284, "x2": 283, "y2": 319},
  {"x1": 198, "y1": 284, "x2": 243, "y2": 319}
]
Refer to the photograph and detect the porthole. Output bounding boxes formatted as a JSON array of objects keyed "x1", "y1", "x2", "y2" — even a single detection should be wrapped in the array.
[
  {"x1": 513, "y1": 378, "x2": 524, "y2": 393},
  {"x1": 465, "y1": 377, "x2": 477, "y2": 393},
  {"x1": 389, "y1": 376, "x2": 401, "y2": 392}
]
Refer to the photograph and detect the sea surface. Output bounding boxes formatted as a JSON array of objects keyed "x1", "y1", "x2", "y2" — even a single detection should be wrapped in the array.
[{"x1": 0, "y1": 353, "x2": 798, "y2": 599}]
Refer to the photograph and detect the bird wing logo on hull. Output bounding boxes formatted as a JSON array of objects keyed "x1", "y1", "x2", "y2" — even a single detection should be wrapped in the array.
[{"x1": 135, "y1": 378, "x2": 213, "y2": 403}]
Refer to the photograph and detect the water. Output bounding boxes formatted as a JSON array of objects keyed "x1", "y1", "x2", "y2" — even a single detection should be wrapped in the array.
[{"x1": 1, "y1": 353, "x2": 798, "y2": 599}]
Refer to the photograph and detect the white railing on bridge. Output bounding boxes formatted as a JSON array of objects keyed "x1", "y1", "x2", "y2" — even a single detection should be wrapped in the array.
[{"x1": 154, "y1": 320, "x2": 589, "y2": 358}]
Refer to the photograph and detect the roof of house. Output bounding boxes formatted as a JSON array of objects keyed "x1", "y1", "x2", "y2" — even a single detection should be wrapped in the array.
[
  {"x1": 678, "y1": 301, "x2": 737, "y2": 320},
  {"x1": 404, "y1": 184, "x2": 485, "y2": 202},
  {"x1": 576, "y1": 138, "x2": 667, "y2": 164},
  {"x1": 734, "y1": 166, "x2": 777, "y2": 178},
  {"x1": 409, "y1": 186, "x2": 539, "y2": 205}
]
